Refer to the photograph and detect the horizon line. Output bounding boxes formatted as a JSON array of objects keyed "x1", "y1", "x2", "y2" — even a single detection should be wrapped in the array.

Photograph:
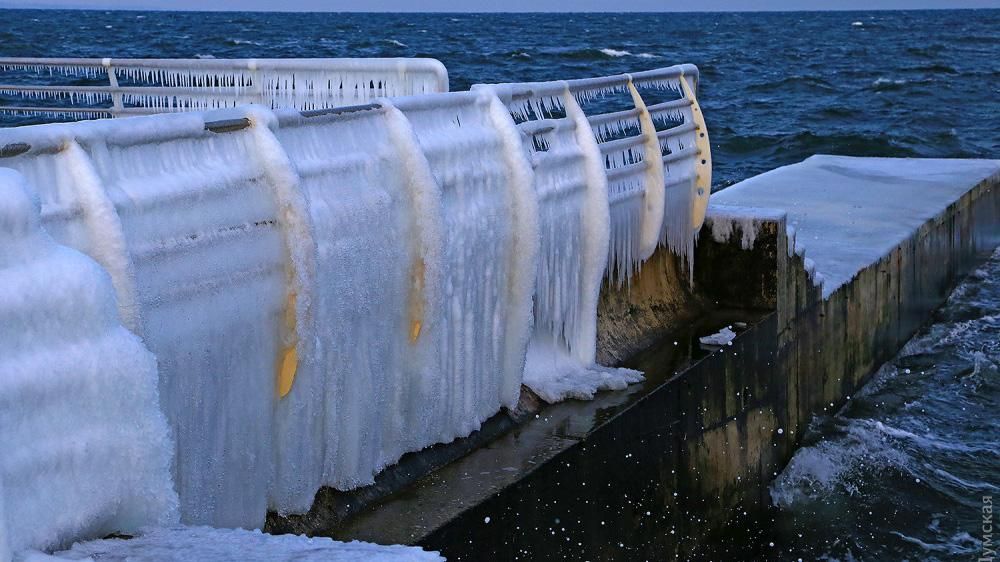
[{"x1": 1, "y1": 5, "x2": 997, "y2": 12}]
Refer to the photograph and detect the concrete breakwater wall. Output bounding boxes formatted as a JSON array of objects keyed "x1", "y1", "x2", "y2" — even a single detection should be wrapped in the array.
[{"x1": 299, "y1": 157, "x2": 999, "y2": 560}]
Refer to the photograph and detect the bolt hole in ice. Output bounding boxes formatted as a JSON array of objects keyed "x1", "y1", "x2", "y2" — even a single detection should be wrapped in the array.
[{"x1": 0, "y1": 62, "x2": 708, "y2": 559}]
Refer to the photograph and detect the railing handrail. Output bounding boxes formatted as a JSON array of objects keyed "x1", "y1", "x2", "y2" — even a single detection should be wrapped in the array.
[
  {"x1": 0, "y1": 56, "x2": 449, "y2": 76},
  {"x1": 494, "y1": 63, "x2": 700, "y2": 102},
  {"x1": 475, "y1": 63, "x2": 710, "y2": 280}
]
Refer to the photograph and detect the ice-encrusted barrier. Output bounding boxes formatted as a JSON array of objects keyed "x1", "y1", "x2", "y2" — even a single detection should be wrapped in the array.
[
  {"x1": 0, "y1": 58, "x2": 449, "y2": 119},
  {"x1": 478, "y1": 64, "x2": 708, "y2": 401},
  {"x1": 0, "y1": 64, "x2": 710, "y2": 544}
]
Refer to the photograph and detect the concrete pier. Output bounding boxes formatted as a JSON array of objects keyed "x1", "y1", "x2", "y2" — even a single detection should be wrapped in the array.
[{"x1": 268, "y1": 156, "x2": 1000, "y2": 560}]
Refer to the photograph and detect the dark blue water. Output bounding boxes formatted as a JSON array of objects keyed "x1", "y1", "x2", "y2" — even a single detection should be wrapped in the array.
[
  {"x1": 1, "y1": 9, "x2": 997, "y2": 560},
  {"x1": 770, "y1": 249, "x2": 1000, "y2": 562},
  {"x1": 1, "y1": 9, "x2": 998, "y2": 188}
]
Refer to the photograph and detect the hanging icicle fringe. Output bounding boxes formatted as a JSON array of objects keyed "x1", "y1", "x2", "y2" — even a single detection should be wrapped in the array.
[
  {"x1": 606, "y1": 172, "x2": 646, "y2": 287},
  {"x1": 0, "y1": 58, "x2": 449, "y2": 119},
  {"x1": 480, "y1": 64, "x2": 706, "y2": 288}
]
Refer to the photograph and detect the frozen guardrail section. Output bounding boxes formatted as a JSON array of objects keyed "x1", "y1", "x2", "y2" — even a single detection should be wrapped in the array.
[
  {"x1": 0, "y1": 168, "x2": 178, "y2": 558},
  {"x1": 0, "y1": 57, "x2": 449, "y2": 119},
  {"x1": 0, "y1": 109, "x2": 314, "y2": 528},
  {"x1": 0, "y1": 64, "x2": 710, "y2": 536},
  {"x1": 476, "y1": 63, "x2": 709, "y2": 401},
  {"x1": 478, "y1": 63, "x2": 710, "y2": 283}
]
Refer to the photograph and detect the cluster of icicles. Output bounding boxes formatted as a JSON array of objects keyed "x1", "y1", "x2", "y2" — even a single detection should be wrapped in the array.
[
  {"x1": 0, "y1": 58, "x2": 449, "y2": 115},
  {"x1": 0, "y1": 67, "x2": 708, "y2": 547}
]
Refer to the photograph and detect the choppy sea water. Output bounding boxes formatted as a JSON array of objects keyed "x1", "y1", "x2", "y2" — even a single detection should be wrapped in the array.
[
  {"x1": 0, "y1": 8, "x2": 997, "y2": 560},
  {"x1": 769, "y1": 249, "x2": 1000, "y2": 562},
  {"x1": 1, "y1": 9, "x2": 998, "y2": 188}
]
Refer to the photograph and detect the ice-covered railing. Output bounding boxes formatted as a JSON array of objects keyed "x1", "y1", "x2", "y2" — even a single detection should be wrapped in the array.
[
  {"x1": 0, "y1": 57, "x2": 449, "y2": 120},
  {"x1": 0, "y1": 94, "x2": 538, "y2": 529},
  {"x1": 478, "y1": 81, "x2": 643, "y2": 402},
  {"x1": 0, "y1": 65, "x2": 709, "y2": 531},
  {"x1": 265, "y1": 89, "x2": 537, "y2": 511},
  {"x1": 476, "y1": 63, "x2": 711, "y2": 285},
  {"x1": 0, "y1": 109, "x2": 313, "y2": 528}
]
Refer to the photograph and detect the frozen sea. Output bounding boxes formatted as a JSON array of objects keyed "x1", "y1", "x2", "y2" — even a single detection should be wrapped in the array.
[{"x1": 0, "y1": 8, "x2": 997, "y2": 561}]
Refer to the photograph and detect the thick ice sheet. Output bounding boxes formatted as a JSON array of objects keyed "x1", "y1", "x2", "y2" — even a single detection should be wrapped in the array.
[
  {"x1": 0, "y1": 169, "x2": 177, "y2": 561},
  {"x1": 395, "y1": 91, "x2": 537, "y2": 436},
  {"x1": 29, "y1": 527, "x2": 443, "y2": 562},
  {"x1": 710, "y1": 155, "x2": 1000, "y2": 298},
  {"x1": 270, "y1": 104, "x2": 445, "y2": 506}
]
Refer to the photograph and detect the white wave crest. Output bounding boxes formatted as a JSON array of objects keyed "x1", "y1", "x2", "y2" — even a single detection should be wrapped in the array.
[{"x1": 770, "y1": 419, "x2": 910, "y2": 508}]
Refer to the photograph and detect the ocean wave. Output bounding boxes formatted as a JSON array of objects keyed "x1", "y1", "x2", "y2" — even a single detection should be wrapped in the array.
[
  {"x1": 869, "y1": 420, "x2": 989, "y2": 454},
  {"x1": 227, "y1": 38, "x2": 262, "y2": 46},
  {"x1": 890, "y1": 531, "x2": 981, "y2": 556},
  {"x1": 769, "y1": 417, "x2": 911, "y2": 508},
  {"x1": 746, "y1": 74, "x2": 836, "y2": 93},
  {"x1": 902, "y1": 63, "x2": 960, "y2": 74},
  {"x1": 905, "y1": 44, "x2": 947, "y2": 57},
  {"x1": 932, "y1": 467, "x2": 999, "y2": 493},
  {"x1": 871, "y1": 76, "x2": 908, "y2": 90},
  {"x1": 600, "y1": 48, "x2": 631, "y2": 57},
  {"x1": 717, "y1": 130, "x2": 919, "y2": 161},
  {"x1": 868, "y1": 76, "x2": 938, "y2": 92},
  {"x1": 383, "y1": 39, "x2": 408, "y2": 48}
]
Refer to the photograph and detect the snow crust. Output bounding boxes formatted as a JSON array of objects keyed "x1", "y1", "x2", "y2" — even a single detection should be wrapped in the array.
[
  {"x1": 699, "y1": 327, "x2": 736, "y2": 347},
  {"x1": 31, "y1": 526, "x2": 443, "y2": 562},
  {"x1": 0, "y1": 168, "x2": 177, "y2": 560},
  {"x1": 711, "y1": 155, "x2": 1000, "y2": 298}
]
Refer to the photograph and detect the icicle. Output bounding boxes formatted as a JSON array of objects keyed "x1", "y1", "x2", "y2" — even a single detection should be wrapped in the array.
[{"x1": 0, "y1": 58, "x2": 450, "y2": 120}]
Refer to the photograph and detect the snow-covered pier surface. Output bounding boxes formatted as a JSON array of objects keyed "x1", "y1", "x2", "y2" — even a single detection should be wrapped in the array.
[
  {"x1": 707, "y1": 155, "x2": 1000, "y2": 298},
  {"x1": 41, "y1": 527, "x2": 443, "y2": 562}
]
